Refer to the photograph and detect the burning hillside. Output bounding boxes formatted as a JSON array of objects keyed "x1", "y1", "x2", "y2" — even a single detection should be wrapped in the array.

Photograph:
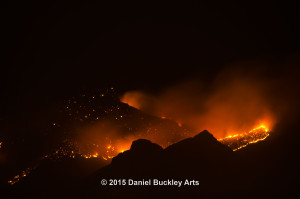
[
  {"x1": 5, "y1": 70, "x2": 280, "y2": 186},
  {"x1": 7, "y1": 108, "x2": 272, "y2": 186},
  {"x1": 218, "y1": 125, "x2": 269, "y2": 151},
  {"x1": 120, "y1": 71, "x2": 276, "y2": 140}
]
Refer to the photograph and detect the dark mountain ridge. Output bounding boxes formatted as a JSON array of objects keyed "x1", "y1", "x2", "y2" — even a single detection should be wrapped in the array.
[{"x1": 6, "y1": 129, "x2": 299, "y2": 199}]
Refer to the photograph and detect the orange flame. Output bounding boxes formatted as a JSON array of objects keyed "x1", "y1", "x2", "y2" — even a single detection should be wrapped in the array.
[{"x1": 218, "y1": 125, "x2": 270, "y2": 151}]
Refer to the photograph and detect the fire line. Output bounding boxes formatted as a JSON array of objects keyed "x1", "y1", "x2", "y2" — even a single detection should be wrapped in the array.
[{"x1": 7, "y1": 125, "x2": 270, "y2": 185}]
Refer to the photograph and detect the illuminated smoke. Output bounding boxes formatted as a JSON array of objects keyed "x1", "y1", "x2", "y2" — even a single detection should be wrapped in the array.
[
  {"x1": 121, "y1": 66, "x2": 280, "y2": 139},
  {"x1": 8, "y1": 61, "x2": 300, "y2": 185},
  {"x1": 73, "y1": 120, "x2": 136, "y2": 157},
  {"x1": 218, "y1": 125, "x2": 269, "y2": 151}
]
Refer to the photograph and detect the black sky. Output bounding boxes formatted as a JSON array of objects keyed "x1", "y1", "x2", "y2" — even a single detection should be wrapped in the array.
[{"x1": 1, "y1": 0, "x2": 300, "y2": 122}]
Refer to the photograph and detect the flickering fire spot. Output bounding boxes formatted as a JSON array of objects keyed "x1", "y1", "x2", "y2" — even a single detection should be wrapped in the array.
[
  {"x1": 7, "y1": 125, "x2": 271, "y2": 186},
  {"x1": 8, "y1": 167, "x2": 37, "y2": 185},
  {"x1": 218, "y1": 125, "x2": 269, "y2": 151}
]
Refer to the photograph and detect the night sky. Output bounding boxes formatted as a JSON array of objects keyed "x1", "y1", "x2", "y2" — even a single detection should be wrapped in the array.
[
  {"x1": 3, "y1": 1, "x2": 300, "y2": 100},
  {"x1": 2, "y1": 0, "x2": 300, "y2": 143},
  {"x1": 1, "y1": 1, "x2": 300, "y2": 197},
  {"x1": 1, "y1": 1, "x2": 300, "y2": 140}
]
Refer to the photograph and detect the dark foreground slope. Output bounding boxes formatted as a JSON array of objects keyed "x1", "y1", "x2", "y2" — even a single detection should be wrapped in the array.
[{"x1": 6, "y1": 130, "x2": 300, "y2": 199}]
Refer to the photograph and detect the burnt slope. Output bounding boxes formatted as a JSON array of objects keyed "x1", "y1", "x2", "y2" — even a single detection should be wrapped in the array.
[{"x1": 6, "y1": 129, "x2": 299, "y2": 199}]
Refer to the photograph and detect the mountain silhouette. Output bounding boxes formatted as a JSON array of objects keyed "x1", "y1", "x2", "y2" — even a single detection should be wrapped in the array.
[{"x1": 5, "y1": 130, "x2": 299, "y2": 199}]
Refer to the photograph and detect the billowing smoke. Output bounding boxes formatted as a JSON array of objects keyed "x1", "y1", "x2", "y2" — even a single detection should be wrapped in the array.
[
  {"x1": 43, "y1": 59, "x2": 300, "y2": 160},
  {"x1": 74, "y1": 121, "x2": 133, "y2": 154},
  {"x1": 121, "y1": 63, "x2": 299, "y2": 139}
]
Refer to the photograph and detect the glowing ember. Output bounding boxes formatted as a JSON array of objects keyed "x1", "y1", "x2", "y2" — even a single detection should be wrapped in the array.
[
  {"x1": 8, "y1": 125, "x2": 270, "y2": 185},
  {"x1": 6, "y1": 90, "x2": 273, "y2": 186},
  {"x1": 0, "y1": 142, "x2": 2, "y2": 149},
  {"x1": 8, "y1": 167, "x2": 36, "y2": 185},
  {"x1": 62, "y1": 89, "x2": 123, "y2": 123},
  {"x1": 218, "y1": 125, "x2": 270, "y2": 151},
  {"x1": 43, "y1": 139, "x2": 120, "y2": 161},
  {"x1": 7, "y1": 140, "x2": 120, "y2": 185},
  {"x1": 102, "y1": 144, "x2": 115, "y2": 160}
]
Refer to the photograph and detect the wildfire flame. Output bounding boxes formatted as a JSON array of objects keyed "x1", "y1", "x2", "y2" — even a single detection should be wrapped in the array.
[
  {"x1": 8, "y1": 167, "x2": 36, "y2": 185},
  {"x1": 7, "y1": 124, "x2": 271, "y2": 185},
  {"x1": 6, "y1": 87, "x2": 274, "y2": 186},
  {"x1": 218, "y1": 125, "x2": 269, "y2": 151}
]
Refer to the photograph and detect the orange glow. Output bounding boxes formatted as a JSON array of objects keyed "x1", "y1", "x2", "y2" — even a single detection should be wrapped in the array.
[
  {"x1": 120, "y1": 71, "x2": 278, "y2": 140},
  {"x1": 8, "y1": 75, "x2": 282, "y2": 186},
  {"x1": 120, "y1": 91, "x2": 148, "y2": 110},
  {"x1": 8, "y1": 167, "x2": 34, "y2": 185},
  {"x1": 92, "y1": 153, "x2": 98, "y2": 158},
  {"x1": 114, "y1": 140, "x2": 133, "y2": 154},
  {"x1": 8, "y1": 123, "x2": 272, "y2": 186},
  {"x1": 218, "y1": 125, "x2": 270, "y2": 151}
]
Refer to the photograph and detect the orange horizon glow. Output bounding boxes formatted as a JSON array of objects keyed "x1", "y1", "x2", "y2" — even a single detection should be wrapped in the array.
[
  {"x1": 83, "y1": 123, "x2": 273, "y2": 160},
  {"x1": 7, "y1": 123, "x2": 272, "y2": 186}
]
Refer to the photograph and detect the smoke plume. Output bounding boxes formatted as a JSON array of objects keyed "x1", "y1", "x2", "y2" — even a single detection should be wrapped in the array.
[{"x1": 121, "y1": 62, "x2": 299, "y2": 138}]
